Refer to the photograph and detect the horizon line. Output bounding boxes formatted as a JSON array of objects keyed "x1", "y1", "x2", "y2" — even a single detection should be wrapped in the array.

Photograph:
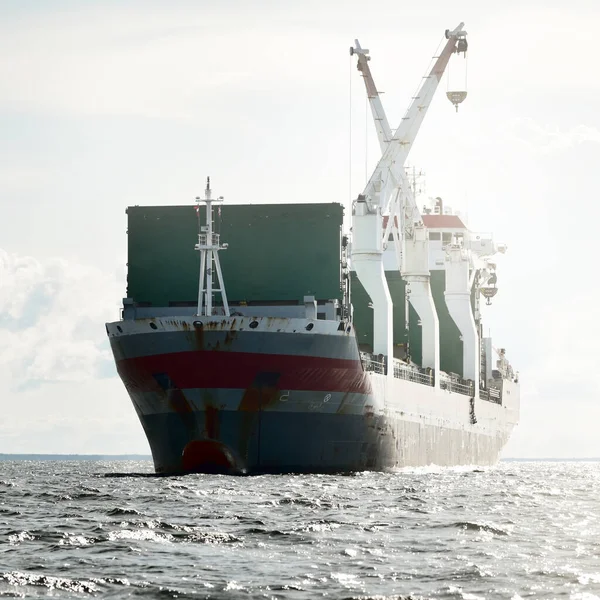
[{"x1": 0, "y1": 454, "x2": 599, "y2": 462}]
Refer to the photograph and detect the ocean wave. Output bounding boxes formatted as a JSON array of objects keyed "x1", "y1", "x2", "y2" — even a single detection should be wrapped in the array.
[
  {"x1": 106, "y1": 529, "x2": 174, "y2": 544},
  {"x1": 106, "y1": 507, "x2": 143, "y2": 516},
  {"x1": 341, "y1": 596, "x2": 430, "y2": 600},
  {"x1": 1, "y1": 572, "x2": 97, "y2": 594},
  {"x1": 57, "y1": 533, "x2": 94, "y2": 546},
  {"x1": 392, "y1": 464, "x2": 493, "y2": 475},
  {"x1": 301, "y1": 521, "x2": 343, "y2": 533},
  {"x1": 448, "y1": 522, "x2": 511, "y2": 536},
  {"x1": 7, "y1": 531, "x2": 35, "y2": 545},
  {"x1": 177, "y1": 531, "x2": 241, "y2": 544},
  {"x1": 274, "y1": 496, "x2": 341, "y2": 509},
  {"x1": 242, "y1": 527, "x2": 296, "y2": 537}
]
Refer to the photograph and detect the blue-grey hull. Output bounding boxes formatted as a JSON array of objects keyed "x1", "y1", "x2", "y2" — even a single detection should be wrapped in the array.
[
  {"x1": 137, "y1": 407, "x2": 510, "y2": 474},
  {"x1": 107, "y1": 316, "x2": 517, "y2": 474},
  {"x1": 140, "y1": 408, "x2": 391, "y2": 474}
]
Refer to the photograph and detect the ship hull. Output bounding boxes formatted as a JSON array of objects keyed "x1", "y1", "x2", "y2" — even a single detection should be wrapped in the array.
[
  {"x1": 107, "y1": 316, "x2": 518, "y2": 474},
  {"x1": 137, "y1": 409, "x2": 511, "y2": 474}
]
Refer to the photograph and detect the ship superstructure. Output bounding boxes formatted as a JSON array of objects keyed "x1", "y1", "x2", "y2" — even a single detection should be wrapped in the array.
[{"x1": 106, "y1": 23, "x2": 519, "y2": 474}]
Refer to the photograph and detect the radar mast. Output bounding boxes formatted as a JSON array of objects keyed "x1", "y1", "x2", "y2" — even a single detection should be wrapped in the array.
[{"x1": 195, "y1": 177, "x2": 230, "y2": 317}]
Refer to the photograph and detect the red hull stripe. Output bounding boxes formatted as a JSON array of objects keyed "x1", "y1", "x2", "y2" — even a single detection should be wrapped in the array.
[{"x1": 117, "y1": 351, "x2": 372, "y2": 395}]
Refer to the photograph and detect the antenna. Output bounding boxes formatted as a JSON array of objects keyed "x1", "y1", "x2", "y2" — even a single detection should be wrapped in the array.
[
  {"x1": 405, "y1": 165, "x2": 426, "y2": 201},
  {"x1": 195, "y1": 177, "x2": 229, "y2": 317}
]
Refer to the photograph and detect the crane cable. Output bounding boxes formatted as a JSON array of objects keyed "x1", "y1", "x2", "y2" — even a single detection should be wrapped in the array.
[
  {"x1": 365, "y1": 95, "x2": 368, "y2": 185},
  {"x1": 402, "y1": 34, "x2": 446, "y2": 122}
]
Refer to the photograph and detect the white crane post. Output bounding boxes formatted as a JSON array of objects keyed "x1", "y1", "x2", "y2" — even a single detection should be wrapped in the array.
[
  {"x1": 352, "y1": 194, "x2": 393, "y2": 364},
  {"x1": 444, "y1": 244, "x2": 479, "y2": 393},
  {"x1": 403, "y1": 224, "x2": 440, "y2": 379}
]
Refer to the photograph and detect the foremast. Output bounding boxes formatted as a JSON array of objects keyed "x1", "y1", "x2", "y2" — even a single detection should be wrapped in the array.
[
  {"x1": 195, "y1": 177, "x2": 230, "y2": 317},
  {"x1": 351, "y1": 24, "x2": 467, "y2": 382}
]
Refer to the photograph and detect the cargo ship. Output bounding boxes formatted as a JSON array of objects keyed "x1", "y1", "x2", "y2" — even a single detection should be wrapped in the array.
[{"x1": 106, "y1": 23, "x2": 519, "y2": 474}]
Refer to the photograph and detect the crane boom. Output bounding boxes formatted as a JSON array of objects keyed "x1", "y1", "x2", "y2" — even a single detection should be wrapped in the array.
[
  {"x1": 392, "y1": 23, "x2": 465, "y2": 158},
  {"x1": 350, "y1": 40, "x2": 392, "y2": 152},
  {"x1": 359, "y1": 23, "x2": 465, "y2": 216}
]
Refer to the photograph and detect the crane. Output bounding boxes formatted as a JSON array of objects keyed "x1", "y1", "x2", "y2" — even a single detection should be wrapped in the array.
[
  {"x1": 351, "y1": 23, "x2": 467, "y2": 245},
  {"x1": 351, "y1": 24, "x2": 467, "y2": 380}
]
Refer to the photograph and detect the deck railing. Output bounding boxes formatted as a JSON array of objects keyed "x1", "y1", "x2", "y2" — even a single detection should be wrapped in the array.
[
  {"x1": 393, "y1": 359, "x2": 434, "y2": 386},
  {"x1": 360, "y1": 352, "x2": 386, "y2": 374},
  {"x1": 360, "y1": 352, "x2": 503, "y2": 403},
  {"x1": 439, "y1": 373, "x2": 474, "y2": 396},
  {"x1": 360, "y1": 352, "x2": 434, "y2": 386},
  {"x1": 479, "y1": 386, "x2": 502, "y2": 404},
  {"x1": 197, "y1": 233, "x2": 221, "y2": 247}
]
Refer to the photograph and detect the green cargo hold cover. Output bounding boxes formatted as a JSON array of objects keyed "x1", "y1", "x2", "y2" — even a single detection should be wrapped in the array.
[
  {"x1": 126, "y1": 203, "x2": 343, "y2": 307},
  {"x1": 351, "y1": 270, "x2": 464, "y2": 376}
]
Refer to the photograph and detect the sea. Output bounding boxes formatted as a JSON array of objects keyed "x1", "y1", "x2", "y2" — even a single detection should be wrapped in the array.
[{"x1": 0, "y1": 459, "x2": 599, "y2": 600}]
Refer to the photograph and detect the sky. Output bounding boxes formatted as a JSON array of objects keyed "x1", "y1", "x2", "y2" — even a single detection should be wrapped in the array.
[{"x1": 0, "y1": 0, "x2": 598, "y2": 457}]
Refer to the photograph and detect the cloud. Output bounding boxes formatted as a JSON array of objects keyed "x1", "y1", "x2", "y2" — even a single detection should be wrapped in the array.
[
  {"x1": 0, "y1": 249, "x2": 122, "y2": 388},
  {"x1": 0, "y1": 250, "x2": 150, "y2": 454},
  {"x1": 508, "y1": 118, "x2": 600, "y2": 153}
]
